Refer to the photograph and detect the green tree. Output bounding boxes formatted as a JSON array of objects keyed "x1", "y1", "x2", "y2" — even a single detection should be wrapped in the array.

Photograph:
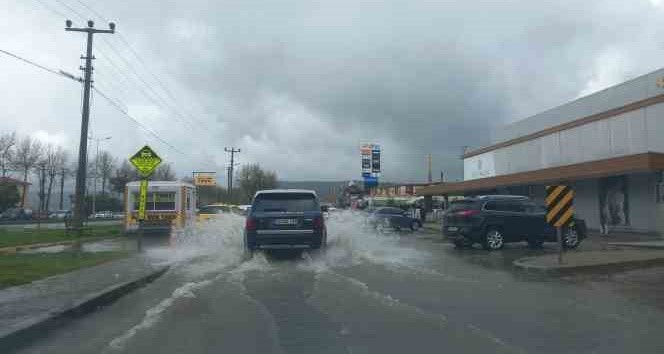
[
  {"x1": 0, "y1": 183, "x2": 20, "y2": 211},
  {"x1": 236, "y1": 164, "x2": 278, "y2": 204}
]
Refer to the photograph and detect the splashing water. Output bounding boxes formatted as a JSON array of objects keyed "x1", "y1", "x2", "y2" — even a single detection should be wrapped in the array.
[
  {"x1": 146, "y1": 213, "x2": 248, "y2": 276},
  {"x1": 302, "y1": 210, "x2": 429, "y2": 272}
]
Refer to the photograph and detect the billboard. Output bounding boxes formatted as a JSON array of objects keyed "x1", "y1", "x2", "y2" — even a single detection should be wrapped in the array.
[
  {"x1": 371, "y1": 144, "x2": 381, "y2": 175},
  {"x1": 361, "y1": 144, "x2": 381, "y2": 186},
  {"x1": 194, "y1": 172, "x2": 217, "y2": 186},
  {"x1": 361, "y1": 144, "x2": 372, "y2": 177}
]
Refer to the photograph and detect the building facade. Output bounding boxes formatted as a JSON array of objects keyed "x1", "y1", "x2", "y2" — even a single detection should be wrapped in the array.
[
  {"x1": 0, "y1": 176, "x2": 31, "y2": 209},
  {"x1": 419, "y1": 68, "x2": 664, "y2": 234}
]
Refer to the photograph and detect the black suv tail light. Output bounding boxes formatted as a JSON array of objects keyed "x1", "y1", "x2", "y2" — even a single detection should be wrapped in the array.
[
  {"x1": 313, "y1": 216, "x2": 324, "y2": 230},
  {"x1": 456, "y1": 209, "x2": 480, "y2": 217},
  {"x1": 245, "y1": 217, "x2": 258, "y2": 231}
]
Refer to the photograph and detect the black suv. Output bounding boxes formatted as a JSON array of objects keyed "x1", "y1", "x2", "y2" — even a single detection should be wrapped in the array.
[
  {"x1": 244, "y1": 189, "x2": 327, "y2": 253},
  {"x1": 442, "y1": 195, "x2": 586, "y2": 250}
]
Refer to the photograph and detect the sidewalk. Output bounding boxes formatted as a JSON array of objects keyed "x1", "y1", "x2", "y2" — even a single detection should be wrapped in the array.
[
  {"x1": 514, "y1": 249, "x2": 664, "y2": 274},
  {"x1": 0, "y1": 255, "x2": 168, "y2": 348}
]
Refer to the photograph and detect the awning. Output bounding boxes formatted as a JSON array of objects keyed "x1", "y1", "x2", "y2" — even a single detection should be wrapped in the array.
[{"x1": 417, "y1": 152, "x2": 664, "y2": 196}]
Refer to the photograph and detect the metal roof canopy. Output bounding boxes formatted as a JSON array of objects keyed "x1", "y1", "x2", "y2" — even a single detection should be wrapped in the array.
[{"x1": 417, "y1": 152, "x2": 664, "y2": 196}]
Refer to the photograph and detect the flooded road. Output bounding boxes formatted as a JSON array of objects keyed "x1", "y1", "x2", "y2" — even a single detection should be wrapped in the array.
[{"x1": 13, "y1": 212, "x2": 664, "y2": 354}]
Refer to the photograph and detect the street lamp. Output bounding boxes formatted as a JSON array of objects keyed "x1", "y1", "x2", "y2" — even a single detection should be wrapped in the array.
[{"x1": 88, "y1": 135, "x2": 112, "y2": 216}]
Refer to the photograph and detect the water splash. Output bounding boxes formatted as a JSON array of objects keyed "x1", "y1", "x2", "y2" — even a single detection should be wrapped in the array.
[
  {"x1": 146, "y1": 213, "x2": 246, "y2": 271},
  {"x1": 301, "y1": 210, "x2": 428, "y2": 273}
]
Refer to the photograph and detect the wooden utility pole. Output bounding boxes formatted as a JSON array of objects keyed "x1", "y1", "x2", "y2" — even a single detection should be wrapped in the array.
[
  {"x1": 427, "y1": 154, "x2": 432, "y2": 183},
  {"x1": 224, "y1": 147, "x2": 240, "y2": 192}
]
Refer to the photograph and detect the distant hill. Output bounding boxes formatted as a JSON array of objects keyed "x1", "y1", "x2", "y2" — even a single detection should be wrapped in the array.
[{"x1": 276, "y1": 180, "x2": 355, "y2": 203}]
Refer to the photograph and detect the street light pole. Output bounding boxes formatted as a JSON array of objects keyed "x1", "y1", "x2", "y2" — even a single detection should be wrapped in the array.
[{"x1": 88, "y1": 136, "x2": 111, "y2": 215}]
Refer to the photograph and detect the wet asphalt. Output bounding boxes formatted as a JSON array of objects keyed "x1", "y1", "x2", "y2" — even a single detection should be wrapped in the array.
[{"x1": 10, "y1": 213, "x2": 664, "y2": 354}]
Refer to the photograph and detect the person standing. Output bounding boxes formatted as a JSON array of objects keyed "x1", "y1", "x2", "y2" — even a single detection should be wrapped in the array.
[{"x1": 600, "y1": 196, "x2": 610, "y2": 236}]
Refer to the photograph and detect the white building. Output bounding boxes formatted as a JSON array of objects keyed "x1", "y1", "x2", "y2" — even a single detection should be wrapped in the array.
[{"x1": 419, "y1": 68, "x2": 664, "y2": 235}]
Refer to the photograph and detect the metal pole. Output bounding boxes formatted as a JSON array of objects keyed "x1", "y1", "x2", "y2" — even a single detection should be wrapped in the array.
[
  {"x1": 59, "y1": 168, "x2": 65, "y2": 210},
  {"x1": 556, "y1": 227, "x2": 563, "y2": 264}
]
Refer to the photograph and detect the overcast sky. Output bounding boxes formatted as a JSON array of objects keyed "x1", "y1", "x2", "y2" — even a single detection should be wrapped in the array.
[{"x1": 2, "y1": 0, "x2": 664, "y2": 183}]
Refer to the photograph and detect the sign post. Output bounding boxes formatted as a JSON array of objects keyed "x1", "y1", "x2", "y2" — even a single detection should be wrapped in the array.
[
  {"x1": 545, "y1": 185, "x2": 575, "y2": 264},
  {"x1": 129, "y1": 145, "x2": 162, "y2": 252}
]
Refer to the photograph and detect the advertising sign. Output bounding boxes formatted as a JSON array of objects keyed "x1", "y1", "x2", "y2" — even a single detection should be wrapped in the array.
[
  {"x1": 361, "y1": 144, "x2": 372, "y2": 177},
  {"x1": 371, "y1": 144, "x2": 381, "y2": 174},
  {"x1": 194, "y1": 172, "x2": 217, "y2": 186}
]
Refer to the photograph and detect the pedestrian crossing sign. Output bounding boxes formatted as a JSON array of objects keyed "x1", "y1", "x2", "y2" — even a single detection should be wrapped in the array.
[{"x1": 130, "y1": 145, "x2": 162, "y2": 177}]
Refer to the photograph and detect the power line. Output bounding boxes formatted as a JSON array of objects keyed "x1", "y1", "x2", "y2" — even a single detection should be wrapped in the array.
[
  {"x1": 0, "y1": 48, "x2": 75, "y2": 80},
  {"x1": 0, "y1": 46, "x2": 191, "y2": 160},
  {"x1": 95, "y1": 42, "x2": 197, "y2": 130},
  {"x1": 28, "y1": 0, "x2": 199, "y2": 131},
  {"x1": 92, "y1": 87, "x2": 188, "y2": 156},
  {"x1": 32, "y1": 0, "x2": 68, "y2": 19},
  {"x1": 53, "y1": 0, "x2": 86, "y2": 21},
  {"x1": 72, "y1": 0, "x2": 108, "y2": 22},
  {"x1": 30, "y1": 0, "x2": 214, "y2": 138},
  {"x1": 71, "y1": 0, "x2": 209, "y2": 126}
]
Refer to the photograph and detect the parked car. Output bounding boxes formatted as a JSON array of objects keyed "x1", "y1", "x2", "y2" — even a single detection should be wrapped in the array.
[
  {"x1": 112, "y1": 212, "x2": 125, "y2": 219},
  {"x1": 368, "y1": 206, "x2": 423, "y2": 232},
  {"x1": 244, "y1": 189, "x2": 327, "y2": 254},
  {"x1": 91, "y1": 210, "x2": 113, "y2": 219},
  {"x1": 442, "y1": 195, "x2": 587, "y2": 250},
  {"x1": 197, "y1": 203, "x2": 231, "y2": 222},
  {"x1": 1, "y1": 208, "x2": 32, "y2": 220},
  {"x1": 49, "y1": 210, "x2": 71, "y2": 219}
]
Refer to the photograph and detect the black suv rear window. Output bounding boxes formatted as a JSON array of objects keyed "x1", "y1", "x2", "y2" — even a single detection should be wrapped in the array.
[
  {"x1": 448, "y1": 200, "x2": 481, "y2": 211},
  {"x1": 253, "y1": 193, "x2": 318, "y2": 212}
]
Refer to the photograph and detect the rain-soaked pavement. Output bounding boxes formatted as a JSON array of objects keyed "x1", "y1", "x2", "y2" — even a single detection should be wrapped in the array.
[{"x1": 11, "y1": 211, "x2": 664, "y2": 354}]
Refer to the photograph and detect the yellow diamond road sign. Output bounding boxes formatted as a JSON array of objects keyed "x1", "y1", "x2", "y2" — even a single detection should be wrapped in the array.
[{"x1": 130, "y1": 145, "x2": 162, "y2": 177}]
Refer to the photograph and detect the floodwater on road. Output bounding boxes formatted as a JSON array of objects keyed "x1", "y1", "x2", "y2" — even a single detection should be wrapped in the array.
[{"x1": 12, "y1": 211, "x2": 664, "y2": 354}]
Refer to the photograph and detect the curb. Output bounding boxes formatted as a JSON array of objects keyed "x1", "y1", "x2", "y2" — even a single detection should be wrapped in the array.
[
  {"x1": 513, "y1": 256, "x2": 664, "y2": 275},
  {"x1": 607, "y1": 242, "x2": 664, "y2": 250},
  {"x1": 0, "y1": 266, "x2": 170, "y2": 352},
  {"x1": 0, "y1": 235, "x2": 123, "y2": 254}
]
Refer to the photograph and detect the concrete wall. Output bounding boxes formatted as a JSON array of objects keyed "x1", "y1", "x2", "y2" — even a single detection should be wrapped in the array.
[
  {"x1": 570, "y1": 179, "x2": 600, "y2": 230},
  {"x1": 494, "y1": 67, "x2": 664, "y2": 144},
  {"x1": 627, "y1": 173, "x2": 657, "y2": 232},
  {"x1": 464, "y1": 100, "x2": 664, "y2": 179}
]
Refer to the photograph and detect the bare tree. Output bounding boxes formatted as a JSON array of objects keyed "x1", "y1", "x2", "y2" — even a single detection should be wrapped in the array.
[
  {"x1": 45, "y1": 147, "x2": 66, "y2": 210},
  {"x1": 237, "y1": 164, "x2": 278, "y2": 203},
  {"x1": 13, "y1": 136, "x2": 43, "y2": 183},
  {"x1": 0, "y1": 131, "x2": 16, "y2": 177},
  {"x1": 56, "y1": 151, "x2": 70, "y2": 210},
  {"x1": 152, "y1": 163, "x2": 176, "y2": 181},
  {"x1": 34, "y1": 144, "x2": 60, "y2": 211},
  {"x1": 109, "y1": 160, "x2": 141, "y2": 195},
  {"x1": 96, "y1": 151, "x2": 117, "y2": 195}
]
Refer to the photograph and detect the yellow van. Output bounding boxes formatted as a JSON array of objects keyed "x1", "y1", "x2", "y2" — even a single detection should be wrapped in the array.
[{"x1": 197, "y1": 203, "x2": 232, "y2": 223}]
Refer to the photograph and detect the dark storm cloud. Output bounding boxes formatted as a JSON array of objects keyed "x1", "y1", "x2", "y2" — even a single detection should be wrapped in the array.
[{"x1": 4, "y1": 0, "x2": 664, "y2": 181}]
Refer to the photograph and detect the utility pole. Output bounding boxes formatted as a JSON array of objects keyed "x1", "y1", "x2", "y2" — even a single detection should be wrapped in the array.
[
  {"x1": 66, "y1": 19, "x2": 115, "y2": 230},
  {"x1": 224, "y1": 147, "x2": 240, "y2": 192},
  {"x1": 427, "y1": 154, "x2": 432, "y2": 183},
  {"x1": 88, "y1": 135, "x2": 111, "y2": 215},
  {"x1": 59, "y1": 168, "x2": 66, "y2": 210}
]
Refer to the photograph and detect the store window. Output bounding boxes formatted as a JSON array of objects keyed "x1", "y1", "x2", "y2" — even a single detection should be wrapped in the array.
[{"x1": 132, "y1": 192, "x2": 176, "y2": 211}]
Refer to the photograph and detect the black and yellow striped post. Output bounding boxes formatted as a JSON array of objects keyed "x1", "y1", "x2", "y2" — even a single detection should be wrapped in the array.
[{"x1": 545, "y1": 185, "x2": 575, "y2": 264}]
